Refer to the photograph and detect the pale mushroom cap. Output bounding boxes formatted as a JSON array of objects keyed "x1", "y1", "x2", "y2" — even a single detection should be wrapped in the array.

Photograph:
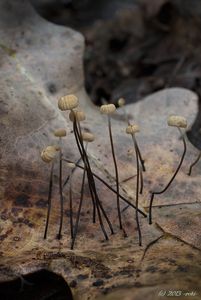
[
  {"x1": 58, "y1": 94, "x2": 79, "y2": 111},
  {"x1": 100, "y1": 104, "x2": 116, "y2": 114},
  {"x1": 126, "y1": 124, "x2": 140, "y2": 134},
  {"x1": 118, "y1": 98, "x2": 126, "y2": 107},
  {"x1": 54, "y1": 129, "x2": 67, "y2": 137},
  {"x1": 66, "y1": 162, "x2": 76, "y2": 169},
  {"x1": 41, "y1": 146, "x2": 58, "y2": 163},
  {"x1": 167, "y1": 115, "x2": 187, "y2": 128},
  {"x1": 81, "y1": 132, "x2": 95, "y2": 142},
  {"x1": 69, "y1": 110, "x2": 86, "y2": 122}
]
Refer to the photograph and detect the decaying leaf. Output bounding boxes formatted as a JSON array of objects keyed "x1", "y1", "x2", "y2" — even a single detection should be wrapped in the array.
[{"x1": 0, "y1": 1, "x2": 201, "y2": 299}]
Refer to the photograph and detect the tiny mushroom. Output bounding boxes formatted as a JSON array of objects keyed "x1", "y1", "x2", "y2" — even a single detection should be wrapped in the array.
[
  {"x1": 54, "y1": 128, "x2": 67, "y2": 137},
  {"x1": 126, "y1": 123, "x2": 142, "y2": 246},
  {"x1": 69, "y1": 110, "x2": 86, "y2": 122},
  {"x1": 149, "y1": 115, "x2": 188, "y2": 225},
  {"x1": 100, "y1": 103, "x2": 125, "y2": 233},
  {"x1": 58, "y1": 94, "x2": 79, "y2": 111},
  {"x1": 41, "y1": 145, "x2": 58, "y2": 163},
  {"x1": 118, "y1": 97, "x2": 126, "y2": 107},
  {"x1": 41, "y1": 145, "x2": 59, "y2": 239},
  {"x1": 81, "y1": 132, "x2": 95, "y2": 143},
  {"x1": 167, "y1": 115, "x2": 187, "y2": 128}
]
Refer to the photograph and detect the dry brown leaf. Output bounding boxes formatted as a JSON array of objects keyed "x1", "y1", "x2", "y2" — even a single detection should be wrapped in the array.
[{"x1": 0, "y1": 1, "x2": 201, "y2": 299}]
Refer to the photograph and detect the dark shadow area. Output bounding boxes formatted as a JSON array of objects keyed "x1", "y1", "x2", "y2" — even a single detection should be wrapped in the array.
[{"x1": 0, "y1": 270, "x2": 73, "y2": 300}]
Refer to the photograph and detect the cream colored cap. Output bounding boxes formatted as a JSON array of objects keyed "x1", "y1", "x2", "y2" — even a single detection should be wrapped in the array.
[
  {"x1": 100, "y1": 104, "x2": 116, "y2": 114},
  {"x1": 81, "y1": 132, "x2": 95, "y2": 142},
  {"x1": 41, "y1": 146, "x2": 58, "y2": 163},
  {"x1": 69, "y1": 110, "x2": 86, "y2": 122},
  {"x1": 126, "y1": 124, "x2": 140, "y2": 134},
  {"x1": 167, "y1": 115, "x2": 187, "y2": 128},
  {"x1": 118, "y1": 98, "x2": 126, "y2": 107},
  {"x1": 58, "y1": 94, "x2": 78, "y2": 111},
  {"x1": 54, "y1": 129, "x2": 67, "y2": 137}
]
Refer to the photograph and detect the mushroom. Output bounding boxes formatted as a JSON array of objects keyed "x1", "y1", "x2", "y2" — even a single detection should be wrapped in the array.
[
  {"x1": 126, "y1": 124, "x2": 142, "y2": 246},
  {"x1": 118, "y1": 97, "x2": 146, "y2": 172},
  {"x1": 53, "y1": 129, "x2": 67, "y2": 239},
  {"x1": 41, "y1": 146, "x2": 59, "y2": 239},
  {"x1": 58, "y1": 95, "x2": 113, "y2": 242},
  {"x1": 100, "y1": 104, "x2": 125, "y2": 233},
  {"x1": 149, "y1": 115, "x2": 187, "y2": 224}
]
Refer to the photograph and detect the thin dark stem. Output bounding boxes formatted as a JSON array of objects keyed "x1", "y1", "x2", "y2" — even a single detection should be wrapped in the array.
[
  {"x1": 140, "y1": 167, "x2": 143, "y2": 194},
  {"x1": 188, "y1": 151, "x2": 201, "y2": 176},
  {"x1": 62, "y1": 158, "x2": 147, "y2": 218},
  {"x1": 71, "y1": 168, "x2": 86, "y2": 249},
  {"x1": 44, "y1": 162, "x2": 54, "y2": 239},
  {"x1": 133, "y1": 135, "x2": 142, "y2": 246},
  {"x1": 72, "y1": 114, "x2": 111, "y2": 239},
  {"x1": 69, "y1": 174, "x2": 74, "y2": 239},
  {"x1": 57, "y1": 148, "x2": 64, "y2": 239},
  {"x1": 136, "y1": 142, "x2": 146, "y2": 172},
  {"x1": 149, "y1": 127, "x2": 187, "y2": 224},
  {"x1": 63, "y1": 157, "x2": 82, "y2": 188},
  {"x1": 76, "y1": 121, "x2": 96, "y2": 224},
  {"x1": 75, "y1": 122, "x2": 113, "y2": 235},
  {"x1": 108, "y1": 116, "x2": 122, "y2": 230},
  {"x1": 123, "y1": 106, "x2": 146, "y2": 171}
]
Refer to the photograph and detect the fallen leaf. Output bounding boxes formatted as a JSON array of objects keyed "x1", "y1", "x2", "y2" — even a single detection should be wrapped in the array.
[{"x1": 0, "y1": 1, "x2": 200, "y2": 300}]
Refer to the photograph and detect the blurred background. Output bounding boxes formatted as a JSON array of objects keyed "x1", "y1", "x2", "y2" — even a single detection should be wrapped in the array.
[{"x1": 30, "y1": 0, "x2": 201, "y2": 147}]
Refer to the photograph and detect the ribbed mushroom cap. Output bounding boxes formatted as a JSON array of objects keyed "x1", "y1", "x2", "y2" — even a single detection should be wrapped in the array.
[
  {"x1": 41, "y1": 146, "x2": 58, "y2": 163},
  {"x1": 69, "y1": 110, "x2": 86, "y2": 122},
  {"x1": 54, "y1": 129, "x2": 67, "y2": 137},
  {"x1": 167, "y1": 115, "x2": 187, "y2": 128},
  {"x1": 126, "y1": 124, "x2": 140, "y2": 134},
  {"x1": 100, "y1": 104, "x2": 116, "y2": 114},
  {"x1": 81, "y1": 132, "x2": 95, "y2": 142},
  {"x1": 58, "y1": 94, "x2": 78, "y2": 111}
]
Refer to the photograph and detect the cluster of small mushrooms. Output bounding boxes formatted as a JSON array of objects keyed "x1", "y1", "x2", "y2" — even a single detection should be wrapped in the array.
[{"x1": 41, "y1": 94, "x2": 200, "y2": 249}]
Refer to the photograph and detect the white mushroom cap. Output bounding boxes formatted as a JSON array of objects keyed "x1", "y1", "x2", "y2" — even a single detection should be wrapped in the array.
[
  {"x1": 81, "y1": 132, "x2": 95, "y2": 142},
  {"x1": 126, "y1": 124, "x2": 140, "y2": 135},
  {"x1": 69, "y1": 110, "x2": 86, "y2": 122},
  {"x1": 41, "y1": 146, "x2": 59, "y2": 163},
  {"x1": 167, "y1": 115, "x2": 187, "y2": 128},
  {"x1": 54, "y1": 129, "x2": 67, "y2": 137},
  {"x1": 100, "y1": 104, "x2": 116, "y2": 114},
  {"x1": 58, "y1": 94, "x2": 79, "y2": 111}
]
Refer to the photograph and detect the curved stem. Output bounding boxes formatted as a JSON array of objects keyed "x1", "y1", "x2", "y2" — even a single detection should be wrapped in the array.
[
  {"x1": 63, "y1": 157, "x2": 82, "y2": 189},
  {"x1": 62, "y1": 158, "x2": 147, "y2": 218},
  {"x1": 140, "y1": 167, "x2": 143, "y2": 194},
  {"x1": 149, "y1": 127, "x2": 186, "y2": 224},
  {"x1": 188, "y1": 151, "x2": 201, "y2": 176},
  {"x1": 44, "y1": 162, "x2": 54, "y2": 239},
  {"x1": 108, "y1": 116, "x2": 122, "y2": 230},
  {"x1": 123, "y1": 106, "x2": 146, "y2": 171}
]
